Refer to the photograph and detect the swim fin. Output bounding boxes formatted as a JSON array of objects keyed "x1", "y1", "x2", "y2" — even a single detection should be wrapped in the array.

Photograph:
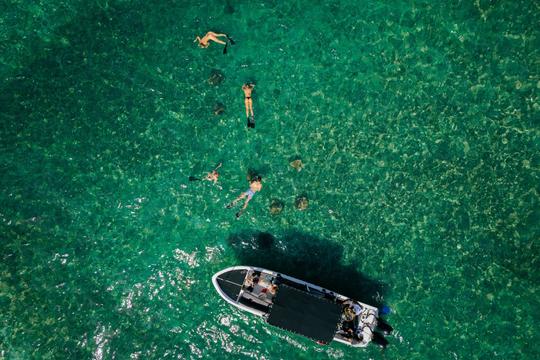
[
  {"x1": 227, "y1": 35, "x2": 235, "y2": 45},
  {"x1": 247, "y1": 115, "x2": 255, "y2": 128},
  {"x1": 223, "y1": 43, "x2": 228, "y2": 54},
  {"x1": 189, "y1": 176, "x2": 201, "y2": 181}
]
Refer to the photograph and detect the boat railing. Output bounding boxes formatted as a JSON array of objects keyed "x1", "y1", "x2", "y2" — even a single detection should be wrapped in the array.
[{"x1": 277, "y1": 277, "x2": 308, "y2": 292}]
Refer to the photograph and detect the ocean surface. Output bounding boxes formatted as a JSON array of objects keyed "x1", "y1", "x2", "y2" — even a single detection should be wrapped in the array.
[{"x1": 1, "y1": 0, "x2": 539, "y2": 359}]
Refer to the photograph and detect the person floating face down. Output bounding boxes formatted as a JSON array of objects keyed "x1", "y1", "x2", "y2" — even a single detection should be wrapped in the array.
[
  {"x1": 242, "y1": 83, "x2": 255, "y2": 128},
  {"x1": 194, "y1": 31, "x2": 226, "y2": 48},
  {"x1": 226, "y1": 176, "x2": 262, "y2": 218},
  {"x1": 194, "y1": 31, "x2": 235, "y2": 53},
  {"x1": 204, "y1": 163, "x2": 222, "y2": 184}
]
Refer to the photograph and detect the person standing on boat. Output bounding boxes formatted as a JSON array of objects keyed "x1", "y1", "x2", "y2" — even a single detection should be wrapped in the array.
[{"x1": 226, "y1": 176, "x2": 262, "y2": 218}]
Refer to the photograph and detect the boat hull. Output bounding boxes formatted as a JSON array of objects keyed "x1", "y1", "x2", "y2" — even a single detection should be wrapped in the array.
[{"x1": 212, "y1": 266, "x2": 380, "y2": 347}]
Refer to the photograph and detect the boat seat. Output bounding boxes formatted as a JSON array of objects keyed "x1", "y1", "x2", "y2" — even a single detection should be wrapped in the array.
[
  {"x1": 241, "y1": 291, "x2": 272, "y2": 307},
  {"x1": 239, "y1": 293, "x2": 270, "y2": 313}
]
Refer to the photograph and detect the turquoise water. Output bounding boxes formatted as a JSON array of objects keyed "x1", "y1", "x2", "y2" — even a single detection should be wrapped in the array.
[{"x1": 1, "y1": 0, "x2": 539, "y2": 358}]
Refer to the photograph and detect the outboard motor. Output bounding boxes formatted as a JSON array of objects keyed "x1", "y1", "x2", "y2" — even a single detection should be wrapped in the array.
[
  {"x1": 372, "y1": 331, "x2": 389, "y2": 348},
  {"x1": 376, "y1": 318, "x2": 394, "y2": 335}
]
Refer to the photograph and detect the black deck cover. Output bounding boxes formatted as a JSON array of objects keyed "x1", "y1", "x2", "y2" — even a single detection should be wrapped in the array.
[
  {"x1": 216, "y1": 269, "x2": 247, "y2": 300},
  {"x1": 267, "y1": 284, "x2": 342, "y2": 342}
]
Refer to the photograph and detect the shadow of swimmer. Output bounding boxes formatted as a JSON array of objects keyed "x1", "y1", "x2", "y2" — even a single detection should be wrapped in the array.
[{"x1": 226, "y1": 230, "x2": 387, "y2": 308}]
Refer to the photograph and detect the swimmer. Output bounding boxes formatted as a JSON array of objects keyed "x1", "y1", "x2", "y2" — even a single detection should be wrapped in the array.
[
  {"x1": 189, "y1": 163, "x2": 222, "y2": 185},
  {"x1": 194, "y1": 32, "x2": 235, "y2": 53},
  {"x1": 242, "y1": 83, "x2": 255, "y2": 128},
  {"x1": 204, "y1": 163, "x2": 222, "y2": 184},
  {"x1": 226, "y1": 176, "x2": 262, "y2": 218}
]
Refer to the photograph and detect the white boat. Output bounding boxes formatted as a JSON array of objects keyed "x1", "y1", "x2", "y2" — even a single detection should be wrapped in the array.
[{"x1": 212, "y1": 266, "x2": 391, "y2": 347}]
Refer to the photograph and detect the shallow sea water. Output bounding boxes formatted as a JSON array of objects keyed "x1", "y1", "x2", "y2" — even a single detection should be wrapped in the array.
[{"x1": 1, "y1": 0, "x2": 539, "y2": 359}]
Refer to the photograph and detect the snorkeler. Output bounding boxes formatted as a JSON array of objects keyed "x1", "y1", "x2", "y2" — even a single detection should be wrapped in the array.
[
  {"x1": 242, "y1": 83, "x2": 255, "y2": 128},
  {"x1": 226, "y1": 176, "x2": 262, "y2": 218},
  {"x1": 194, "y1": 32, "x2": 235, "y2": 53},
  {"x1": 204, "y1": 163, "x2": 222, "y2": 184},
  {"x1": 189, "y1": 163, "x2": 222, "y2": 185}
]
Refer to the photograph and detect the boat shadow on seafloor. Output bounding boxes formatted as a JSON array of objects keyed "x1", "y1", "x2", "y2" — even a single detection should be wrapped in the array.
[{"x1": 226, "y1": 230, "x2": 388, "y2": 308}]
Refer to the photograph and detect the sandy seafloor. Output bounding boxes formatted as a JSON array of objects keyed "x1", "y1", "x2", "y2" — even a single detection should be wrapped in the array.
[{"x1": 1, "y1": 0, "x2": 539, "y2": 359}]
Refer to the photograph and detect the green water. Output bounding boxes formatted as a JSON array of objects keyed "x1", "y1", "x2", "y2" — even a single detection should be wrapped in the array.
[{"x1": 1, "y1": 0, "x2": 539, "y2": 358}]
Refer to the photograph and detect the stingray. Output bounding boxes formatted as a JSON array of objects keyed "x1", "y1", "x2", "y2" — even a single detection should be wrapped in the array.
[
  {"x1": 295, "y1": 196, "x2": 309, "y2": 210},
  {"x1": 290, "y1": 159, "x2": 304, "y2": 171}
]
